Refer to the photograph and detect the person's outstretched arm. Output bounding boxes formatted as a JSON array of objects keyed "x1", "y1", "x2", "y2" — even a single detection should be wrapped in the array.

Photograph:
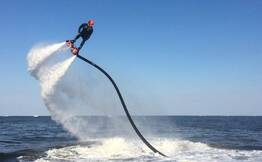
[{"x1": 78, "y1": 24, "x2": 84, "y2": 33}]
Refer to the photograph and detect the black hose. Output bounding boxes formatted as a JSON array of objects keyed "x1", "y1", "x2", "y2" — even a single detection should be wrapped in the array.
[{"x1": 76, "y1": 54, "x2": 167, "y2": 157}]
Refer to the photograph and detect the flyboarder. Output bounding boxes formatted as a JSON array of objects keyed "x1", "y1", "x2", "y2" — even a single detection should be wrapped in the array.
[{"x1": 66, "y1": 19, "x2": 94, "y2": 55}]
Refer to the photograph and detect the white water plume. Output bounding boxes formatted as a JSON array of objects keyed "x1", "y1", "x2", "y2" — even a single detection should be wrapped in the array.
[
  {"x1": 27, "y1": 42, "x2": 126, "y2": 140},
  {"x1": 27, "y1": 42, "x2": 75, "y2": 98},
  {"x1": 27, "y1": 42, "x2": 87, "y2": 137},
  {"x1": 27, "y1": 42, "x2": 66, "y2": 77}
]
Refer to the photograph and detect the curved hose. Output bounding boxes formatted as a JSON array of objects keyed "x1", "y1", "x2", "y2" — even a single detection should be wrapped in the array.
[{"x1": 77, "y1": 54, "x2": 167, "y2": 157}]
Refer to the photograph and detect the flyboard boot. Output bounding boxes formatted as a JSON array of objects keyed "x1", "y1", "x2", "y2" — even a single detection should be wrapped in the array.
[{"x1": 66, "y1": 40, "x2": 79, "y2": 55}]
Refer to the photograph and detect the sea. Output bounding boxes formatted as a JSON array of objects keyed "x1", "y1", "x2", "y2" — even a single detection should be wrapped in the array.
[{"x1": 0, "y1": 116, "x2": 262, "y2": 162}]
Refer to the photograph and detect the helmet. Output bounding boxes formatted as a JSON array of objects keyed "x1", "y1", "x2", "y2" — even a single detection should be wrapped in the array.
[{"x1": 88, "y1": 19, "x2": 95, "y2": 26}]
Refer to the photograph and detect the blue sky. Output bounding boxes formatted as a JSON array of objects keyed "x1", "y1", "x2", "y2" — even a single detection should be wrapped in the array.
[{"x1": 0, "y1": 0, "x2": 261, "y2": 115}]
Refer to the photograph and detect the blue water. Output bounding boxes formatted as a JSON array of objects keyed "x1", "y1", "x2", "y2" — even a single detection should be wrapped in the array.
[{"x1": 1, "y1": 116, "x2": 262, "y2": 162}]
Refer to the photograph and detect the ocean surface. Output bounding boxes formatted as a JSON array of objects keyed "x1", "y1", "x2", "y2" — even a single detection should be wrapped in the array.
[{"x1": 0, "y1": 116, "x2": 262, "y2": 162}]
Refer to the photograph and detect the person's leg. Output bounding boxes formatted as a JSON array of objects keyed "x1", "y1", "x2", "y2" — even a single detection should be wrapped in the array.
[
  {"x1": 78, "y1": 38, "x2": 87, "y2": 50},
  {"x1": 72, "y1": 33, "x2": 81, "y2": 43}
]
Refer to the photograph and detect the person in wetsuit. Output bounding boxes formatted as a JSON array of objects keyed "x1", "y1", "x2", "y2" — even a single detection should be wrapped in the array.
[{"x1": 71, "y1": 19, "x2": 94, "y2": 51}]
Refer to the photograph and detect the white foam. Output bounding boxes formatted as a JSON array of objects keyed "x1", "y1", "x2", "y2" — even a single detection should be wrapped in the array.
[{"x1": 35, "y1": 138, "x2": 262, "y2": 162}]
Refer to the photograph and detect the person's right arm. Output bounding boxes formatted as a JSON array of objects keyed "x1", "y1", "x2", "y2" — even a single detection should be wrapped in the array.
[{"x1": 78, "y1": 24, "x2": 84, "y2": 33}]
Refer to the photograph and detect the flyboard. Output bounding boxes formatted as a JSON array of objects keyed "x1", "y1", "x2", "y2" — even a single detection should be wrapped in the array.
[
  {"x1": 66, "y1": 40, "x2": 167, "y2": 157},
  {"x1": 66, "y1": 40, "x2": 79, "y2": 55}
]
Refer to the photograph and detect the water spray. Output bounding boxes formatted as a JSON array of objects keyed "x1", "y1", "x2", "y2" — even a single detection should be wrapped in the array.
[
  {"x1": 27, "y1": 42, "x2": 167, "y2": 157},
  {"x1": 76, "y1": 54, "x2": 167, "y2": 157}
]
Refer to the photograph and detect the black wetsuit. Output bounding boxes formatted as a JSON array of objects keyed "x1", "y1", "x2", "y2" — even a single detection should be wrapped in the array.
[{"x1": 73, "y1": 23, "x2": 93, "y2": 50}]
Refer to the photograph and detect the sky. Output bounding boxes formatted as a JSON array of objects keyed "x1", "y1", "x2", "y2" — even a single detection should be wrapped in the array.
[{"x1": 0, "y1": 0, "x2": 261, "y2": 116}]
